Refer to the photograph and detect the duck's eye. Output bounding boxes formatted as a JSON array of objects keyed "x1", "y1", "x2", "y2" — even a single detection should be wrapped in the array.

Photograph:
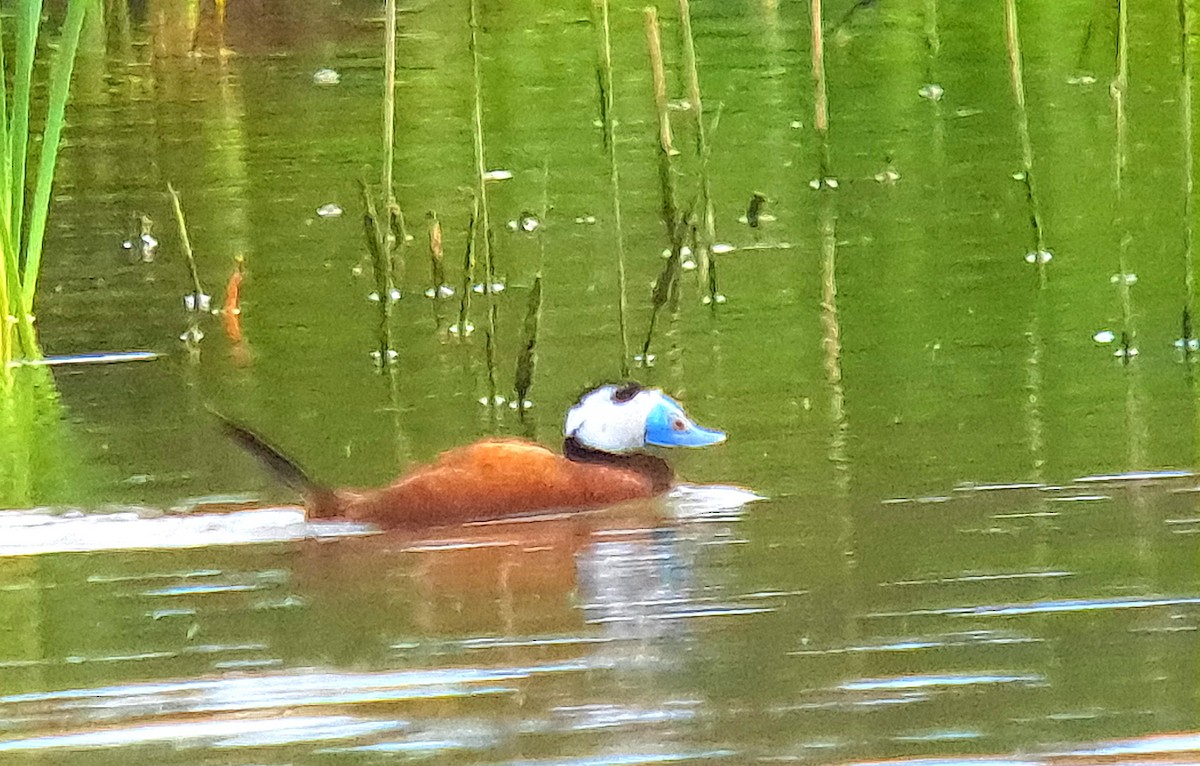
[{"x1": 672, "y1": 417, "x2": 687, "y2": 432}]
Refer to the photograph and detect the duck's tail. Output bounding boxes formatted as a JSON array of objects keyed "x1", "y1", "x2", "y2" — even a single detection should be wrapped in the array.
[{"x1": 212, "y1": 411, "x2": 341, "y2": 519}]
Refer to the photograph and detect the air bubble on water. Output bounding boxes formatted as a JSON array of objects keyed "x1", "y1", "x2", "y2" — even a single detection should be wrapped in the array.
[
  {"x1": 1109, "y1": 273, "x2": 1137, "y2": 285},
  {"x1": 918, "y1": 83, "x2": 944, "y2": 101},
  {"x1": 183, "y1": 293, "x2": 212, "y2": 312},
  {"x1": 1024, "y1": 250, "x2": 1052, "y2": 264},
  {"x1": 1093, "y1": 330, "x2": 1116, "y2": 344}
]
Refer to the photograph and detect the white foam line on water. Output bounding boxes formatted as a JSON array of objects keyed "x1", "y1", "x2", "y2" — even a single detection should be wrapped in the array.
[
  {"x1": 0, "y1": 508, "x2": 375, "y2": 557},
  {"x1": 1074, "y1": 469, "x2": 1194, "y2": 483},
  {"x1": 868, "y1": 596, "x2": 1200, "y2": 619},
  {"x1": 8, "y1": 350, "x2": 160, "y2": 368},
  {"x1": 0, "y1": 715, "x2": 402, "y2": 752},
  {"x1": 839, "y1": 673, "x2": 1043, "y2": 692}
]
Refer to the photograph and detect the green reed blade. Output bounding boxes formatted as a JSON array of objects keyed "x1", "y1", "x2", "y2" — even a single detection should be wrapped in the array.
[
  {"x1": 11, "y1": 0, "x2": 44, "y2": 263},
  {"x1": 19, "y1": 0, "x2": 90, "y2": 316}
]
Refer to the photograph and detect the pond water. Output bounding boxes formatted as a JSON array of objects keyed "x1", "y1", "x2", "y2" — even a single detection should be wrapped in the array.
[{"x1": 1, "y1": 0, "x2": 1199, "y2": 763}]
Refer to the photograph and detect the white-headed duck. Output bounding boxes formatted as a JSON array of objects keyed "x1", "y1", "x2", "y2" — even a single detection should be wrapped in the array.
[{"x1": 218, "y1": 382, "x2": 725, "y2": 529}]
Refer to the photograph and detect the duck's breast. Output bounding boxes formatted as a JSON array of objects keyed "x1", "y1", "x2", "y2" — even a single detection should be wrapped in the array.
[{"x1": 343, "y1": 439, "x2": 658, "y2": 528}]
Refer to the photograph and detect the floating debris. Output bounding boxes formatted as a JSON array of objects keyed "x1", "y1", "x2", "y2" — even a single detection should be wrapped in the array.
[
  {"x1": 312, "y1": 68, "x2": 340, "y2": 85},
  {"x1": 316, "y1": 203, "x2": 343, "y2": 218},
  {"x1": 1093, "y1": 330, "x2": 1116, "y2": 344},
  {"x1": 1110, "y1": 273, "x2": 1138, "y2": 285},
  {"x1": 574, "y1": 215, "x2": 597, "y2": 225},
  {"x1": 483, "y1": 169, "x2": 513, "y2": 182},
  {"x1": 918, "y1": 83, "x2": 944, "y2": 101},
  {"x1": 1024, "y1": 250, "x2": 1052, "y2": 264},
  {"x1": 183, "y1": 293, "x2": 212, "y2": 312}
]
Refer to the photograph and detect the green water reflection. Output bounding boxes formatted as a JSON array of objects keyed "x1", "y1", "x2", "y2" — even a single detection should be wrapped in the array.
[{"x1": 0, "y1": 0, "x2": 1198, "y2": 762}]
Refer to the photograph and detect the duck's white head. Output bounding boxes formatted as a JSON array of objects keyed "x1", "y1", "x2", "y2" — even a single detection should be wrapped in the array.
[{"x1": 563, "y1": 383, "x2": 726, "y2": 454}]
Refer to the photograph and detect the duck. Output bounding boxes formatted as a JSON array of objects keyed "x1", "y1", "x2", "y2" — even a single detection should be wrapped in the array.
[{"x1": 217, "y1": 382, "x2": 725, "y2": 529}]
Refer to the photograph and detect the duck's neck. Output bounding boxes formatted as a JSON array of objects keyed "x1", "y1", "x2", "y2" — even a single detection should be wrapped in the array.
[{"x1": 562, "y1": 436, "x2": 675, "y2": 494}]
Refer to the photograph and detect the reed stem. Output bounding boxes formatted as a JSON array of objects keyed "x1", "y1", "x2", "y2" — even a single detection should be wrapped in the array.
[
  {"x1": 167, "y1": 184, "x2": 204, "y2": 303},
  {"x1": 382, "y1": 0, "x2": 396, "y2": 205},
  {"x1": 1179, "y1": 0, "x2": 1195, "y2": 354},
  {"x1": 678, "y1": 0, "x2": 718, "y2": 307},
  {"x1": 644, "y1": 8, "x2": 681, "y2": 244},
  {"x1": 1003, "y1": 0, "x2": 1048, "y2": 287},
  {"x1": 469, "y1": 0, "x2": 497, "y2": 403},
  {"x1": 810, "y1": 0, "x2": 831, "y2": 178},
  {"x1": 593, "y1": 0, "x2": 630, "y2": 376},
  {"x1": 1112, "y1": 0, "x2": 1134, "y2": 362}
]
